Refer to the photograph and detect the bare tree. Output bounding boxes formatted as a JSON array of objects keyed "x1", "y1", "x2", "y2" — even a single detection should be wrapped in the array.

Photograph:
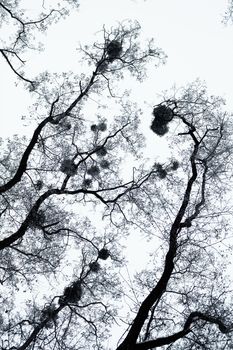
[
  {"x1": 0, "y1": 0, "x2": 79, "y2": 86},
  {"x1": 0, "y1": 10, "x2": 166, "y2": 349},
  {"x1": 116, "y1": 81, "x2": 233, "y2": 350},
  {"x1": 1, "y1": 2, "x2": 233, "y2": 350}
]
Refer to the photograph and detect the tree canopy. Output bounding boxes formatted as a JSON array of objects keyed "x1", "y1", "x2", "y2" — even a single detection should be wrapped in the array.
[{"x1": 1, "y1": 1, "x2": 233, "y2": 350}]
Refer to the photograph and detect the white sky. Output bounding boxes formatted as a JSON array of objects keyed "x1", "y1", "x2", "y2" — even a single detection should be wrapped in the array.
[
  {"x1": 30, "y1": 0, "x2": 233, "y2": 100},
  {"x1": 1, "y1": 0, "x2": 233, "y2": 278},
  {"x1": 1, "y1": 0, "x2": 232, "y2": 267},
  {"x1": 1, "y1": 1, "x2": 233, "y2": 345},
  {"x1": 1, "y1": 0, "x2": 233, "y2": 152}
]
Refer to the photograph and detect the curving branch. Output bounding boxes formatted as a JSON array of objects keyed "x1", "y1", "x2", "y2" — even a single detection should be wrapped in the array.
[
  {"x1": 0, "y1": 65, "x2": 99, "y2": 194},
  {"x1": 117, "y1": 128, "x2": 200, "y2": 350},
  {"x1": 134, "y1": 311, "x2": 232, "y2": 350},
  {"x1": 0, "y1": 97, "x2": 59, "y2": 194},
  {"x1": 134, "y1": 329, "x2": 190, "y2": 349},
  {"x1": 0, "y1": 167, "x2": 158, "y2": 251},
  {"x1": 180, "y1": 160, "x2": 208, "y2": 228},
  {"x1": 184, "y1": 311, "x2": 231, "y2": 333},
  {"x1": 0, "y1": 2, "x2": 59, "y2": 48},
  {"x1": 0, "y1": 49, "x2": 35, "y2": 85},
  {"x1": 0, "y1": 2, "x2": 63, "y2": 85},
  {"x1": 15, "y1": 305, "x2": 63, "y2": 350},
  {"x1": 9, "y1": 262, "x2": 107, "y2": 349}
]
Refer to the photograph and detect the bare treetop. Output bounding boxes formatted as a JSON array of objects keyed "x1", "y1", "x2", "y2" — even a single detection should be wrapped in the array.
[{"x1": 1, "y1": 1, "x2": 233, "y2": 350}]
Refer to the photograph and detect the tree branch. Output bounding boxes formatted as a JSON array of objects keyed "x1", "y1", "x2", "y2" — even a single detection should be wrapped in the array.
[
  {"x1": 134, "y1": 311, "x2": 232, "y2": 350},
  {"x1": 117, "y1": 129, "x2": 200, "y2": 350},
  {"x1": 0, "y1": 49, "x2": 34, "y2": 85},
  {"x1": 0, "y1": 64, "x2": 100, "y2": 195},
  {"x1": 0, "y1": 97, "x2": 59, "y2": 194},
  {"x1": 134, "y1": 329, "x2": 190, "y2": 349}
]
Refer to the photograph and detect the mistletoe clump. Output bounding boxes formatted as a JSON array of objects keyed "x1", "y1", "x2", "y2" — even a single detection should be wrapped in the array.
[
  {"x1": 171, "y1": 160, "x2": 179, "y2": 171},
  {"x1": 100, "y1": 160, "x2": 110, "y2": 169},
  {"x1": 98, "y1": 122, "x2": 107, "y2": 131},
  {"x1": 60, "y1": 159, "x2": 76, "y2": 176},
  {"x1": 98, "y1": 248, "x2": 110, "y2": 260},
  {"x1": 106, "y1": 40, "x2": 122, "y2": 62},
  {"x1": 29, "y1": 210, "x2": 46, "y2": 228},
  {"x1": 151, "y1": 105, "x2": 173, "y2": 136},
  {"x1": 91, "y1": 124, "x2": 98, "y2": 132},
  {"x1": 96, "y1": 146, "x2": 107, "y2": 157},
  {"x1": 35, "y1": 180, "x2": 43, "y2": 190},
  {"x1": 40, "y1": 304, "x2": 58, "y2": 329},
  {"x1": 91, "y1": 122, "x2": 107, "y2": 132},
  {"x1": 59, "y1": 280, "x2": 82, "y2": 305},
  {"x1": 89, "y1": 261, "x2": 101, "y2": 273},
  {"x1": 82, "y1": 178, "x2": 92, "y2": 188},
  {"x1": 87, "y1": 165, "x2": 100, "y2": 177},
  {"x1": 155, "y1": 163, "x2": 167, "y2": 179}
]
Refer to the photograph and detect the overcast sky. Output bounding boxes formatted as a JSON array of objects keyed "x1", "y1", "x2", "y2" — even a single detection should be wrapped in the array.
[
  {"x1": 1, "y1": 1, "x2": 233, "y2": 346},
  {"x1": 1, "y1": 0, "x2": 233, "y2": 269},
  {"x1": 1, "y1": 0, "x2": 233, "y2": 149}
]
